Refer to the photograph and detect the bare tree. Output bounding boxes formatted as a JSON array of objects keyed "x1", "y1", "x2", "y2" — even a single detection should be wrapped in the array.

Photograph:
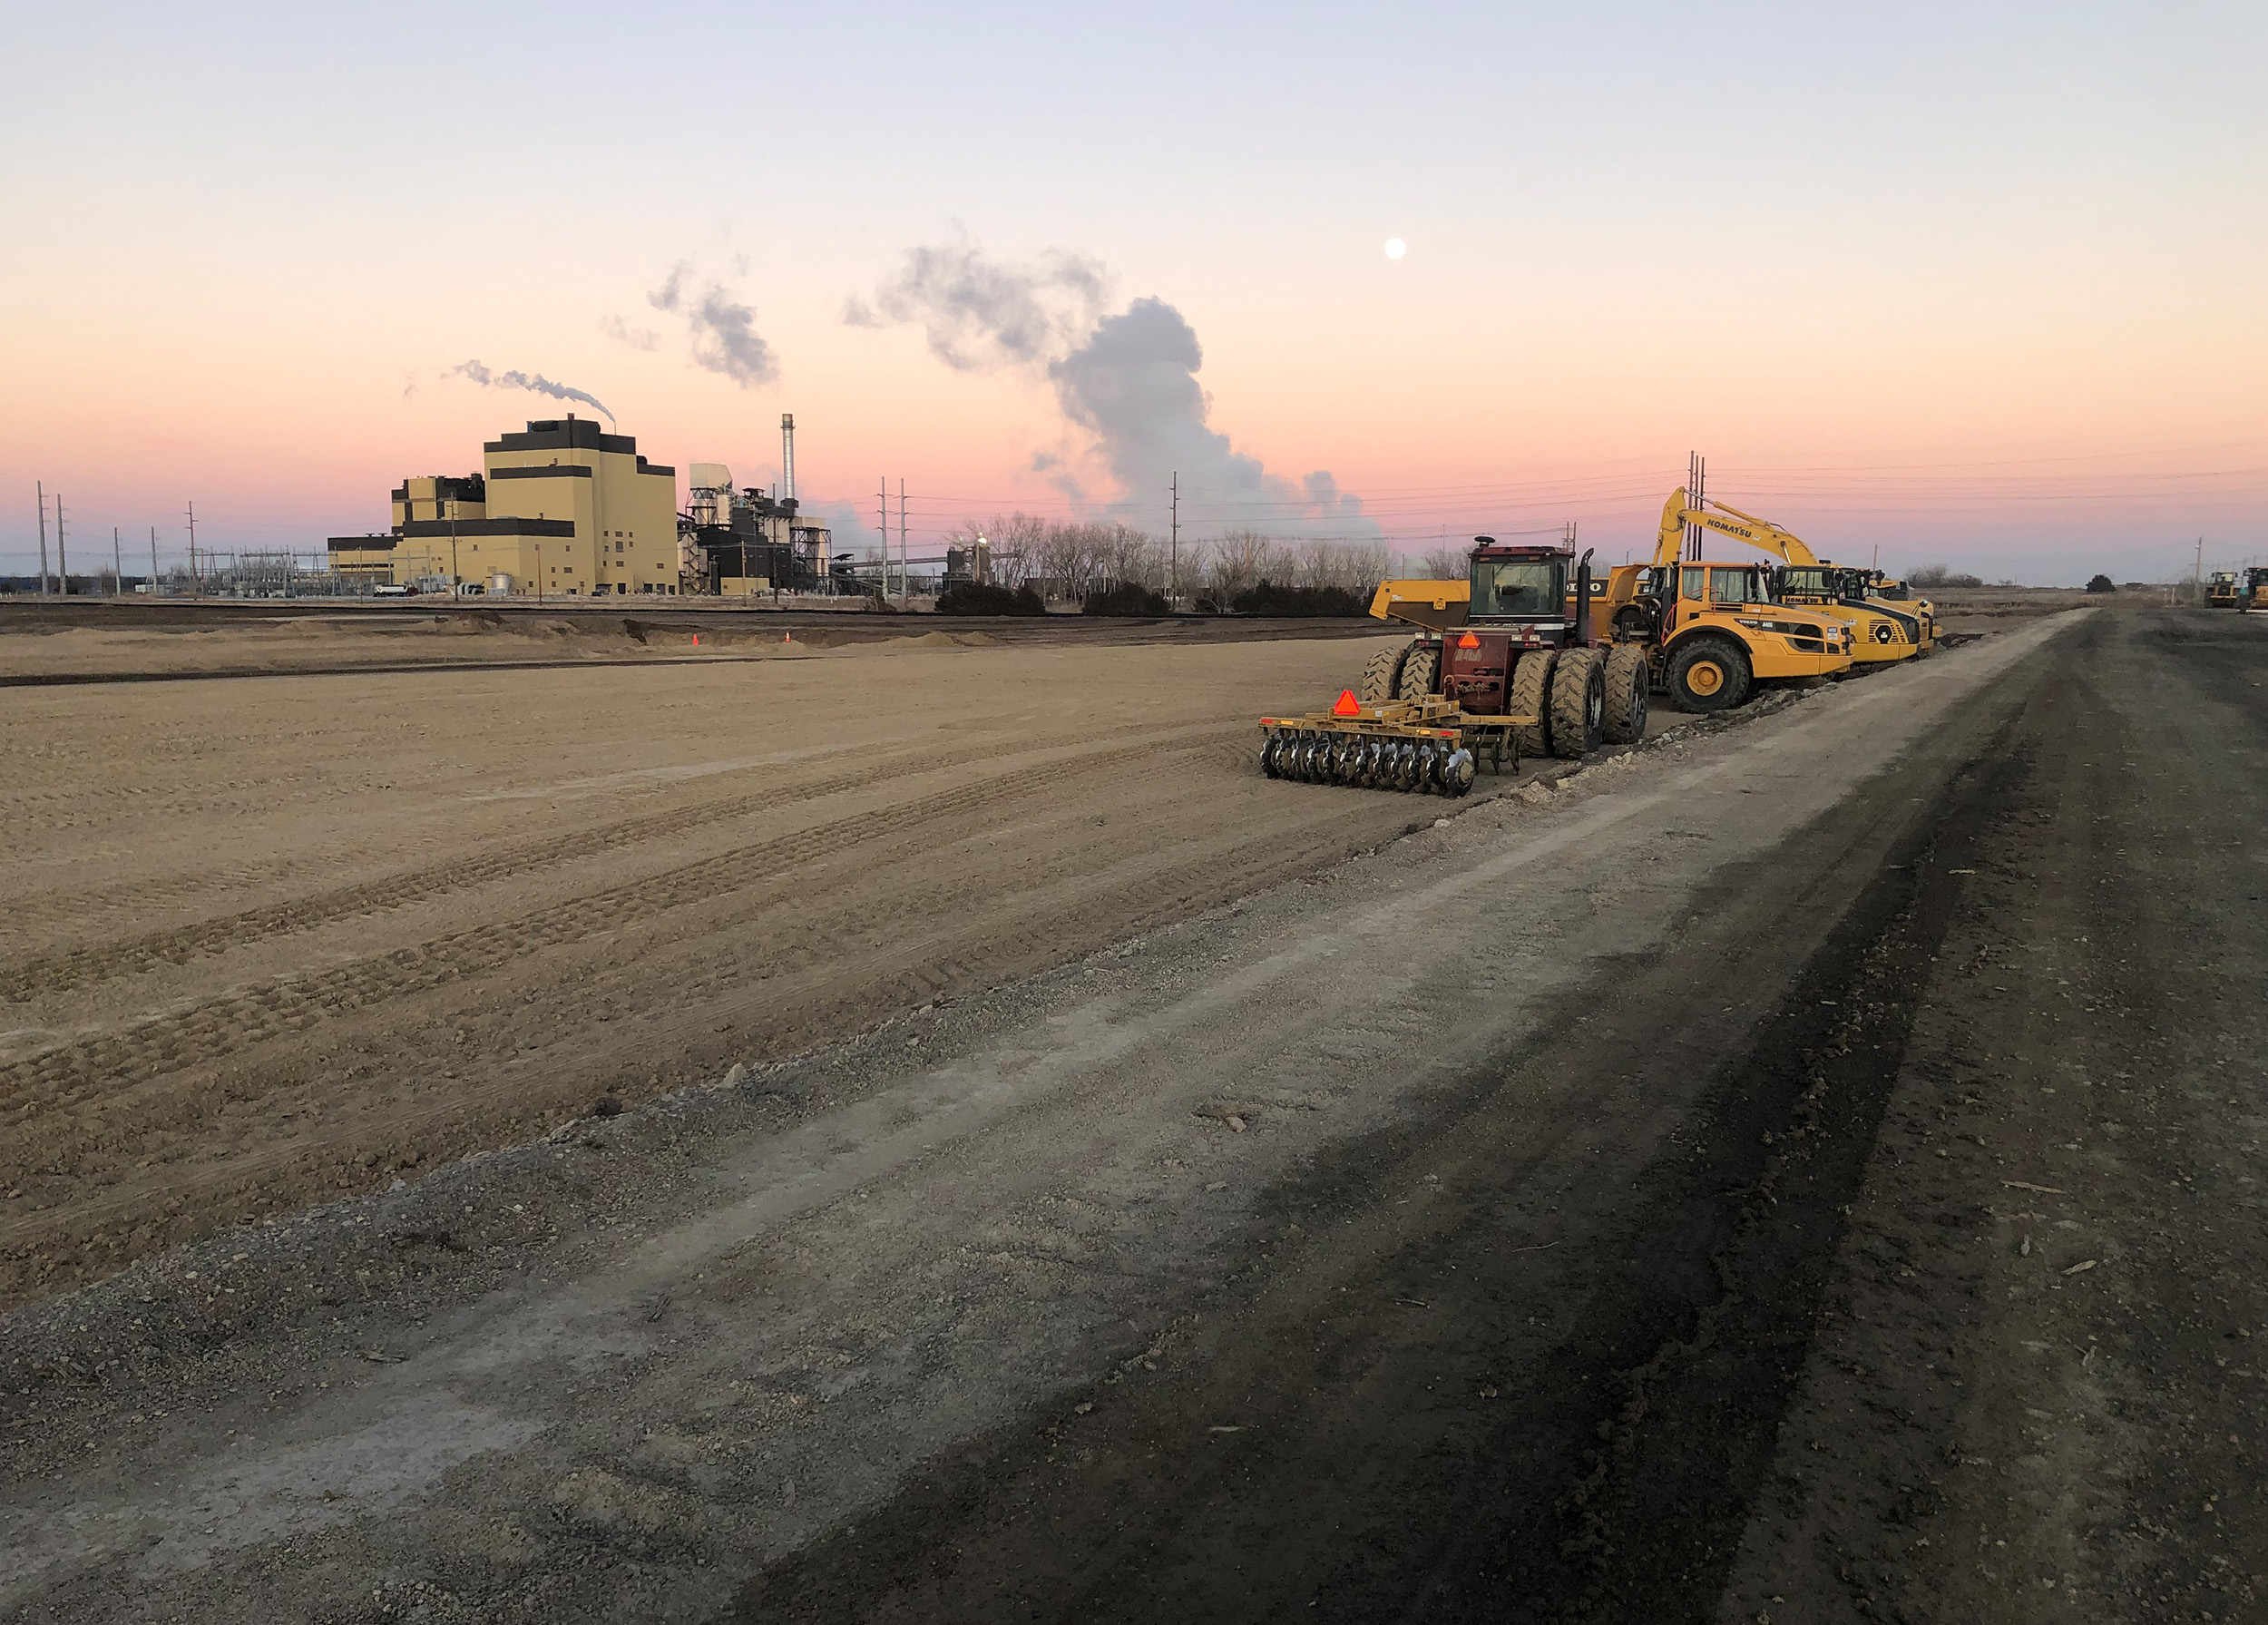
[
  {"x1": 1206, "y1": 531, "x2": 1276, "y2": 603},
  {"x1": 1421, "y1": 544, "x2": 1468, "y2": 580}
]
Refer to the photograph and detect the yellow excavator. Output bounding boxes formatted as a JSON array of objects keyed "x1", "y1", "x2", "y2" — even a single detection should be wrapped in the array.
[{"x1": 1652, "y1": 493, "x2": 1929, "y2": 665}]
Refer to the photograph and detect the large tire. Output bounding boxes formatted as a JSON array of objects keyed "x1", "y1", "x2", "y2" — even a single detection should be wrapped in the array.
[
  {"x1": 1507, "y1": 650, "x2": 1556, "y2": 759},
  {"x1": 1601, "y1": 643, "x2": 1649, "y2": 743},
  {"x1": 1359, "y1": 641, "x2": 1410, "y2": 704},
  {"x1": 1666, "y1": 636, "x2": 1752, "y2": 713},
  {"x1": 1549, "y1": 647, "x2": 1605, "y2": 759},
  {"x1": 1396, "y1": 644, "x2": 1440, "y2": 700}
]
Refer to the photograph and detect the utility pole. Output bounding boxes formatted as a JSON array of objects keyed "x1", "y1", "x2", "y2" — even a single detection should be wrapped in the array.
[
  {"x1": 113, "y1": 527, "x2": 122, "y2": 594},
  {"x1": 186, "y1": 501, "x2": 199, "y2": 593},
  {"x1": 55, "y1": 494, "x2": 67, "y2": 594},
  {"x1": 1169, "y1": 471, "x2": 1179, "y2": 602},
  {"x1": 35, "y1": 483, "x2": 49, "y2": 597},
  {"x1": 149, "y1": 527, "x2": 158, "y2": 592},
  {"x1": 898, "y1": 479, "x2": 907, "y2": 606},
  {"x1": 878, "y1": 479, "x2": 889, "y2": 598},
  {"x1": 2195, "y1": 535, "x2": 2204, "y2": 605}
]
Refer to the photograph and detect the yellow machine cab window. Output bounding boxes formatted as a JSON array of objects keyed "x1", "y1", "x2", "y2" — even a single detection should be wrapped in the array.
[{"x1": 1709, "y1": 565, "x2": 1767, "y2": 604}]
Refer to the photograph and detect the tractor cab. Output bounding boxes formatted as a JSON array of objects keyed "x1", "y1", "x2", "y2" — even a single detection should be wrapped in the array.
[{"x1": 1437, "y1": 540, "x2": 1593, "y2": 715}]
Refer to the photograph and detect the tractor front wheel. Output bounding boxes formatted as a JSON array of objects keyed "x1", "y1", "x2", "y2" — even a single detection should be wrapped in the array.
[
  {"x1": 1507, "y1": 650, "x2": 1557, "y2": 759},
  {"x1": 1549, "y1": 648, "x2": 1605, "y2": 759},
  {"x1": 1666, "y1": 637, "x2": 1753, "y2": 713}
]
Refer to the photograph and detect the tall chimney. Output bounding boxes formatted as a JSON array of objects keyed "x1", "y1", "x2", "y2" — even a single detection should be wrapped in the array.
[{"x1": 780, "y1": 414, "x2": 797, "y2": 506}]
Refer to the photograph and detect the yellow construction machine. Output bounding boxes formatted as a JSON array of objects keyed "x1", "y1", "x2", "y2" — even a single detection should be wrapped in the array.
[
  {"x1": 1653, "y1": 492, "x2": 1929, "y2": 664},
  {"x1": 1358, "y1": 521, "x2": 1855, "y2": 729},
  {"x1": 2208, "y1": 570, "x2": 2241, "y2": 609},
  {"x1": 2243, "y1": 567, "x2": 2268, "y2": 612},
  {"x1": 1862, "y1": 573, "x2": 1938, "y2": 645}
]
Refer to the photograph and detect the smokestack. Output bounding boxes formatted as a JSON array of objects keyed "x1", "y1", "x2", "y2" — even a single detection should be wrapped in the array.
[{"x1": 780, "y1": 413, "x2": 796, "y2": 506}]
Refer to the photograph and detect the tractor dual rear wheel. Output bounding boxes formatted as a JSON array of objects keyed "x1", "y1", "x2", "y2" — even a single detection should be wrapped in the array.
[
  {"x1": 1359, "y1": 641, "x2": 1411, "y2": 704},
  {"x1": 1666, "y1": 636, "x2": 1752, "y2": 713},
  {"x1": 1396, "y1": 644, "x2": 1440, "y2": 701},
  {"x1": 1549, "y1": 647, "x2": 1605, "y2": 759},
  {"x1": 1601, "y1": 643, "x2": 1648, "y2": 743},
  {"x1": 1507, "y1": 650, "x2": 1556, "y2": 758}
]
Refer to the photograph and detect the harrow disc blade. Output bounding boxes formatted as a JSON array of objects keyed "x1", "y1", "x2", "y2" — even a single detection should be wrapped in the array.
[
  {"x1": 1442, "y1": 748, "x2": 1477, "y2": 798},
  {"x1": 1260, "y1": 734, "x2": 1282, "y2": 778}
]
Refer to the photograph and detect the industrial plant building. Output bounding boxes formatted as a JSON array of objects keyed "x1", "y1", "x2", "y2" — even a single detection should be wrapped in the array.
[
  {"x1": 327, "y1": 413, "x2": 846, "y2": 596},
  {"x1": 328, "y1": 417, "x2": 681, "y2": 595}
]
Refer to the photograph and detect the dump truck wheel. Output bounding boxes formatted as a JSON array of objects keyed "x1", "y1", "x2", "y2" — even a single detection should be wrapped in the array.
[
  {"x1": 1601, "y1": 644, "x2": 1648, "y2": 743},
  {"x1": 1395, "y1": 645, "x2": 1440, "y2": 701},
  {"x1": 1508, "y1": 650, "x2": 1556, "y2": 758},
  {"x1": 1667, "y1": 636, "x2": 1752, "y2": 712},
  {"x1": 1549, "y1": 648, "x2": 1605, "y2": 759},
  {"x1": 1360, "y1": 642, "x2": 1410, "y2": 704}
]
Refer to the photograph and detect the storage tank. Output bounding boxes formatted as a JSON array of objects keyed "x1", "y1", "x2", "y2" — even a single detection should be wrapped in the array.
[{"x1": 490, "y1": 573, "x2": 516, "y2": 596}]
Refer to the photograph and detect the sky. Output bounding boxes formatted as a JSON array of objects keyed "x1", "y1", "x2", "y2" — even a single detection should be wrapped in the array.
[{"x1": 2, "y1": 0, "x2": 2263, "y2": 585}]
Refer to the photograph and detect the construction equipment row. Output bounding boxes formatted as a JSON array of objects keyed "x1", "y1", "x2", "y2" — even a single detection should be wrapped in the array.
[
  {"x1": 2209, "y1": 568, "x2": 2268, "y2": 611},
  {"x1": 1261, "y1": 483, "x2": 1947, "y2": 792}
]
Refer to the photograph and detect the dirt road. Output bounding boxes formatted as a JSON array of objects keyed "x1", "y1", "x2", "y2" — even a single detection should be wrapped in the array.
[{"x1": 6, "y1": 603, "x2": 2259, "y2": 1623}]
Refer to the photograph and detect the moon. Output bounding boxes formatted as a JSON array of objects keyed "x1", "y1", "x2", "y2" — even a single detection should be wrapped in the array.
[{"x1": 1384, "y1": 238, "x2": 1407, "y2": 260}]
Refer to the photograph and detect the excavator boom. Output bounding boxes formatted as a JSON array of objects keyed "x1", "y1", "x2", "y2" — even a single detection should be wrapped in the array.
[{"x1": 1655, "y1": 488, "x2": 1820, "y2": 566}]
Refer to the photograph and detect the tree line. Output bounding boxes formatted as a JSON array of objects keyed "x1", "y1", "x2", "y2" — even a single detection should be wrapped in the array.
[{"x1": 941, "y1": 515, "x2": 1396, "y2": 609}]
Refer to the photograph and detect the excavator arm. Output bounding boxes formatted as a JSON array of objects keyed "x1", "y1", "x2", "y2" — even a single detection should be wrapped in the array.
[{"x1": 1654, "y1": 487, "x2": 1822, "y2": 567}]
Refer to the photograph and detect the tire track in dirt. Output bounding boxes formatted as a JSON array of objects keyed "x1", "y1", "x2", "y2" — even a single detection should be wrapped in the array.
[
  {"x1": 0, "y1": 789, "x2": 1384, "y2": 1302},
  {"x1": 0, "y1": 721, "x2": 1225, "y2": 1003},
  {"x1": 0, "y1": 734, "x2": 1229, "y2": 1148}
]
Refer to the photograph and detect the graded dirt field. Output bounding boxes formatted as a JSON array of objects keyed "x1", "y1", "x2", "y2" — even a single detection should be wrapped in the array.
[
  {"x1": 10, "y1": 597, "x2": 2259, "y2": 1625},
  {"x1": 0, "y1": 622, "x2": 1574, "y2": 1310},
  {"x1": 0, "y1": 601, "x2": 1382, "y2": 684}
]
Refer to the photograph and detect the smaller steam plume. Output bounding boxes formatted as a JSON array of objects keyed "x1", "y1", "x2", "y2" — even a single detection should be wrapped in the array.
[
  {"x1": 650, "y1": 264, "x2": 778, "y2": 387},
  {"x1": 446, "y1": 361, "x2": 615, "y2": 426}
]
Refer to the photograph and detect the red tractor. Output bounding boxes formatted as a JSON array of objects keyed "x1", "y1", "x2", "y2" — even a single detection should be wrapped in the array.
[{"x1": 1362, "y1": 537, "x2": 1648, "y2": 760}]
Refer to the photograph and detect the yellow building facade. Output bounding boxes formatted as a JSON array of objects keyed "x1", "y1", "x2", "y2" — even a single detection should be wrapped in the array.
[{"x1": 327, "y1": 417, "x2": 681, "y2": 595}]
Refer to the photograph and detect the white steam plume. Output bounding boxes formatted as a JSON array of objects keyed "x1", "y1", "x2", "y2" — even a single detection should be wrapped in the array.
[{"x1": 848, "y1": 238, "x2": 1377, "y2": 540}]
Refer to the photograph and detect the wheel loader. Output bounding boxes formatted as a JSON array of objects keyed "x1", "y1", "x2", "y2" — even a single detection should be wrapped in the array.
[
  {"x1": 2242, "y1": 567, "x2": 2268, "y2": 612},
  {"x1": 2208, "y1": 570, "x2": 2241, "y2": 609}
]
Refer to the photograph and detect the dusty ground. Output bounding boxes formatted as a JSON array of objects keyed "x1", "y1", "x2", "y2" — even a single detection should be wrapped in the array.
[
  {"x1": 6, "y1": 598, "x2": 2254, "y2": 1625},
  {"x1": 0, "y1": 623, "x2": 1640, "y2": 1311}
]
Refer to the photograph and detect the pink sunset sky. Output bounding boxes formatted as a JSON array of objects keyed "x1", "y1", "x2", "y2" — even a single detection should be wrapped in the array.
[{"x1": 3, "y1": 0, "x2": 2263, "y2": 584}]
